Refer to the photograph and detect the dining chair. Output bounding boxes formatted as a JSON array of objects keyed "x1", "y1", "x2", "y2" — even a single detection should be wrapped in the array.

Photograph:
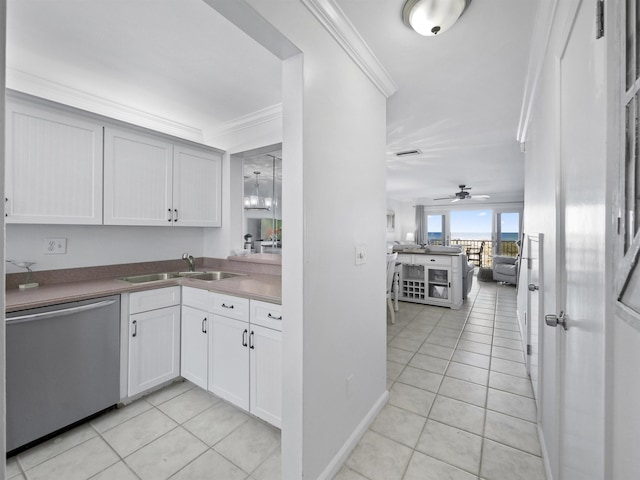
[{"x1": 387, "y1": 252, "x2": 398, "y2": 323}]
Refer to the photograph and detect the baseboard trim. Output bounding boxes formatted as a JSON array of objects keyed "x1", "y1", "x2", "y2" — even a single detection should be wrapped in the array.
[{"x1": 317, "y1": 389, "x2": 389, "y2": 480}]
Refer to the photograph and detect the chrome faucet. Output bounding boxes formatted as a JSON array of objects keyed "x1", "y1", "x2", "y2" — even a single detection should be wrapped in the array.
[{"x1": 181, "y1": 252, "x2": 195, "y2": 272}]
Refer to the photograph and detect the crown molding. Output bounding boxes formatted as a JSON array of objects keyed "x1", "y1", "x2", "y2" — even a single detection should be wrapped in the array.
[
  {"x1": 208, "y1": 103, "x2": 283, "y2": 139},
  {"x1": 301, "y1": 0, "x2": 398, "y2": 98},
  {"x1": 517, "y1": 0, "x2": 560, "y2": 144},
  {"x1": 6, "y1": 68, "x2": 205, "y2": 142}
]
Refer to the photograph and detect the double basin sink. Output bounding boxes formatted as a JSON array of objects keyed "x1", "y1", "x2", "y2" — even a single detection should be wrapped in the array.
[{"x1": 120, "y1": 271, "x2": 242, "y2": 284}]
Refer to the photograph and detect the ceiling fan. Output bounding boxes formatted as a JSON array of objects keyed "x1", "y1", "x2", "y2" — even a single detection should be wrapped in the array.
[{"x1": 433, "y1": 185, "x2": 491, "y2": 203}]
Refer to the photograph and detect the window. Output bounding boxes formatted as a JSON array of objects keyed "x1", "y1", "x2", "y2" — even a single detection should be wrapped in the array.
[
  {"x1": 618, "y1": 0, "x2": 640, "y2": 318},
  {"x1": 427, "y1": 215, "x2": 445, "y2": 245}
]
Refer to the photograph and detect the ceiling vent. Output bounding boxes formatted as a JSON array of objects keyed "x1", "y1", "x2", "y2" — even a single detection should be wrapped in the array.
[{"x1": 395, "y1": 149, "x2": 422, "y2": 157}]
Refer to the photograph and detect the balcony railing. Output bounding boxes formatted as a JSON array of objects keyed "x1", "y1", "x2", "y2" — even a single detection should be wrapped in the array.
[{"x1": 429, "y1": 239, "x2": 519, "y2": 268}]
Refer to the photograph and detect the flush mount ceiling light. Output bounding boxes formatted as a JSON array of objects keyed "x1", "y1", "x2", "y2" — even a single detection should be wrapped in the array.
[{"x1": 402, "y1": 0, "x2": 472, "y2": 36}]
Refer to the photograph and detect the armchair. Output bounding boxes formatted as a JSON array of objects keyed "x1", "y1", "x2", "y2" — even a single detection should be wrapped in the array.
[{"x1": 492, "y1": 255, "x2": 519, "y2": 285}]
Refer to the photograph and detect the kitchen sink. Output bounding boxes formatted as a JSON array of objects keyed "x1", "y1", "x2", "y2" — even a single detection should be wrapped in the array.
[
  {"x1": 120, "y1": 271, "x2": 243, "y2": 284},
  {"x1": 179, "y1": 271, "x2": 243, "y2": 281},
  {"x1": 120, "y1": 272, "x2": 182, "y2": 283}
]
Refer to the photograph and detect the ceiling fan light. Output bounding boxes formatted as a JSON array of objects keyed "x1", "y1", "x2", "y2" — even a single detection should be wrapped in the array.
[{"x1": 403, "y1": 0, "x2": 470, "y2": 36}]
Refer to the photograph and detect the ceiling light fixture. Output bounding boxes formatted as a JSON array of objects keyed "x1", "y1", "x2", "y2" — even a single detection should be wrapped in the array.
[
  {"x1": 402, "y1": 0, "x2": 471, "y2": 36},
  {"x1": 244, "y1": 171, "x2": 272, "y2": 211}
]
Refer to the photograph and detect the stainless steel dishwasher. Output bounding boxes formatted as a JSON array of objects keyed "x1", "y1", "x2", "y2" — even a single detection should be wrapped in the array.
[{"x1": 6, "y1": 295, "x2": 120, "y2": 453}]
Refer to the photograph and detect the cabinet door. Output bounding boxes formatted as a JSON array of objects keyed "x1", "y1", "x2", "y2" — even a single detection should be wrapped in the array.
[
  {"x1": 426, "y1": 266, "x2": 452, "y2": 304},
  {"x1": 173, "y1": 145, "x2": 222, "y2": 227},
  {"x1": 104, "y1": 127, "x2": 173, "y2": 225},
  {"x1": 249, "y1": 324, "x2": 282, "y2": 428},
  {"x1": 5, "y1": 99, "x2": 103, "y2": 224},
  {"x1": 128, "y1": 305, "x2": 181, "y2": 396},
  {"x1": 208, "y1": 314, "x2": 249, "y2": 410},
  {"x1": 181, "y1": 306, "x2": 208, "y2": 390}
]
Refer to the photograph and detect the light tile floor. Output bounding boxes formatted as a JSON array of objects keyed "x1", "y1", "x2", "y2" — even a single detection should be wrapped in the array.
[
  {"x1": 7, "y1": 278, "x2": 545, "y2": 480},
  {"x1": 336, "y1": 279, "x2": 546, "y2": 480},
  {"x1": 7, "y1": 381, "x2": 281, "y2": 480}
]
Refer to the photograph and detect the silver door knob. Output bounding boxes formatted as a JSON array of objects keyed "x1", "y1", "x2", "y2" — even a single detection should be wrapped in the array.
[
  {"x1": 528, "y1": 284, "x2": 539, "y2": 291},
  {"x1": 545, "y1": 311, "x2": 567, "y2": 330}
]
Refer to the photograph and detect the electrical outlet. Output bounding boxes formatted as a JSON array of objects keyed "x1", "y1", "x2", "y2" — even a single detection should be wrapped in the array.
[{"x1": 44, "y1": 238, "x2": 67, "y2": 255}]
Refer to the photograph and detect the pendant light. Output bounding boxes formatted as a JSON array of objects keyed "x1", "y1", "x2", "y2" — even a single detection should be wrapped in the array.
[
  {"x1": 402, "y1": 0, "x2": 471, "y2": 36},
  {"x1": 244, "y1": 171, "x2": 272, "y2": 211}
]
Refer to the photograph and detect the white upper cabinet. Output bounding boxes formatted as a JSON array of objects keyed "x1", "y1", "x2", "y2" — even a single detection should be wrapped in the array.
[
  {"x1": 104, "y1": 127, "x2": 222, "y2": 227},
  {"x1": 5, "y1": 98, "x2": 103, "y2": 224},
  {"x1": 173, "y1": 145, "x2": 222, "y2": 227},
  {"x1": 104, "y1": 127, "x2": 173, "y2": 226}
]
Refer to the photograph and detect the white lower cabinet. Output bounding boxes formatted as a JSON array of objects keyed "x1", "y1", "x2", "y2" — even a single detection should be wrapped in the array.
[
  {"x1": 180, "y1": 305, "x2": 209, "y2": 390},
  {"x1": 171, "y1": 287, "x2": 282, "y2": 427},
  {"x1": 249, "y1": 323, "x2": 282, "y2": 427},
  {"x1": 204, "y1": 292, "x2": 282, "y2": 428},
  {"x1": 209, "y1": 314, "x2": 251, "y2": 410},
  {"x1": 128, "y1": 287, "x2": 181, "y2": 397}
]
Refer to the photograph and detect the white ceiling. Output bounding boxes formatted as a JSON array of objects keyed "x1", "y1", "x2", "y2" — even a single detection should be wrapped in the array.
[
  {"x1": 6, "y1": 0, "x2": 282, "y2": 136},
  {"x1": 335, "y1": 0, "x2": 537, "y2": 205},
  {"x1": 6, "y1": 0, "x2": 537, "y2": 207}
]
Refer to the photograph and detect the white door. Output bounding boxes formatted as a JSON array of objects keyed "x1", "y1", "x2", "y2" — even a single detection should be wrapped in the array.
[
  {"x1": 104, "y1": 127, "x2": 173, "y2": 225},
  {"x1": 526, "y1": 234, "x2": 542, "y2": 404},
  {"x1": 249, "y1": 324, "x2": 282, "y2": 428},
  {"x1": 173, "y1": 145, "x2": 222, "y2": 227},
  {"x1": 128, "y1": 305, "x2": 181, "y2": 396},
  {"x1": 208, "y1": 314, "x2": 249, "y2": 410},
  {"x1": 553, "y1": 2, "x2": 607, "y2": 478},
  {"x1": 180, "y1": 306, "x2": 209, "y2": 390}
]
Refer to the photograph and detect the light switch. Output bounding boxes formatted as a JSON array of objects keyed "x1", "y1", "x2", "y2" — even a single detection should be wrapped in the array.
[{"x1": 355, "y1": 244, "x2": 367, "y2": 265}]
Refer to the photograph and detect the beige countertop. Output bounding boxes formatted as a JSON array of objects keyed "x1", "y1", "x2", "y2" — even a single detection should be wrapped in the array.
[{"x1": 6, "y1": 270, "x2": 281, "y2": 313}]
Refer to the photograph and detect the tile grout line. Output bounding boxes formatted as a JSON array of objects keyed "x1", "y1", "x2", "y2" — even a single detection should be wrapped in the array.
[
  {"x1": 395, "y1": 283, "x2": 485, "y2": 479},
  {"x1": 476, "y1": 285, "x2": 500, "y2": 480}
]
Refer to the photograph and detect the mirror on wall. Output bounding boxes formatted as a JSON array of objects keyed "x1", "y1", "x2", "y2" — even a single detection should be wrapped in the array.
[{"x1": 243, "y1": 149, "x2": 282, "y2": 254}]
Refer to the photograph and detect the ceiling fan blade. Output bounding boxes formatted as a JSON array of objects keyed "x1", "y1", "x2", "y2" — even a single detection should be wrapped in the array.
[
  {"x1": 451, "y1": 198, "x2": 461, "y2": 203},
  {"x1": 433, "y1": 196, "x2": 454, "y2": 200},
  {"x1": 471, "y1": 194, "x2": 491, "y2": 199}
]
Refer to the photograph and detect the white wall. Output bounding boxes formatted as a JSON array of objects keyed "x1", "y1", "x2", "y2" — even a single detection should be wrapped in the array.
[
  {"x1": 247, "y1": 2, "x2": 389, "y2": 478},
  {"x1": 5, "y1": 224, "x2": 206, "y2": 272}
]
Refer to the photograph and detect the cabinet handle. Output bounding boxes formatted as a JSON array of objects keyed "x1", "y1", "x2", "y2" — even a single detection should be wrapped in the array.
[
  {"x1": 202, "y1": 317, "x2": 207, "y2": 333},
  {"x1": 221, "y1": 303, "x2": 234, "y2": 309},
  {"x1": 430, "y1": 259, "x2": 435, "y2": 262},
  {"x1": 5, "y1": 197, "x2": 8, "y2": 217},
  {"x1": 132, "y1": 320, "x2": 137, "y2": 337},
  {"x1": 249, "y1": 331, "x2": 255, "y2": 349},
  {"x1": 267, "y1": 313, "x2": 282, "y2": 320},
  {"x1": 174, "y1": 209, "x2": 178, "y2": 222},
  {"x1": 242, "y1": 329, "x2": 248, "y2": 347},
  {"x1": 168, "y1": 209, "x2": 172, "y2": 222}
]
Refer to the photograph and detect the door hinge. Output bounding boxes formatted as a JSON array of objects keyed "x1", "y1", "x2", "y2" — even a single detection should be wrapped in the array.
[
  {"x1": 527, "y1": 344, "x2": 532, "y2": 355},
  {"x1": 596, "y1": 0, "x2": 604, "y2": 39}
]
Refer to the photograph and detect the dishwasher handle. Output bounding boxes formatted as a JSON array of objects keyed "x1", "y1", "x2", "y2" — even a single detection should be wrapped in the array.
[{"x1": 7, "y1": 299, "x2": 118, "y2": 324}]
